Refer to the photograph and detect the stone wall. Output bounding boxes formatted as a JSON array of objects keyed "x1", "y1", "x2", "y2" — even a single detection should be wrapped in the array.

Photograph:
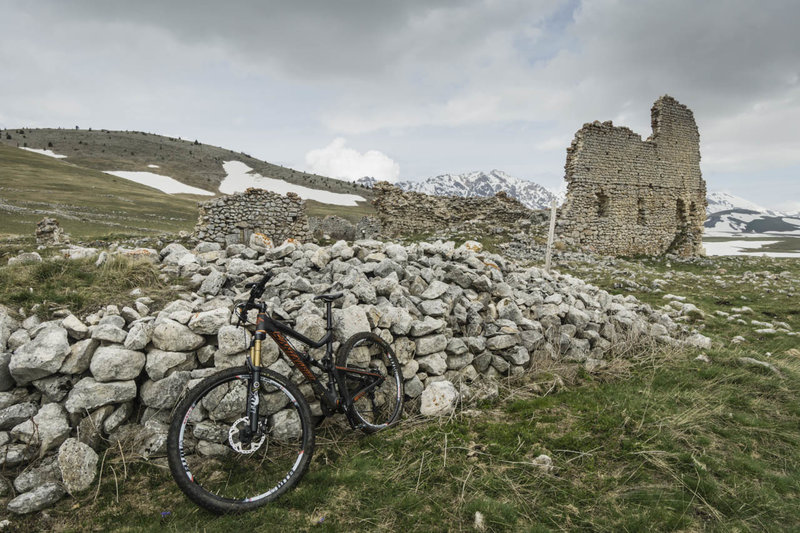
[
  {"x1": 309, "y1": 215, "x2": 383, "y2": 242},
  {"x1": 557, "y1": 96, "x2": 707, "y2": 256},
  {"x1": 194, "y1": 188, "x2": 311, "y2": 245},
  {"x1": 0, "y1": 237, "x2": 706, "y2": 514},
  {"x1": 373, "y1": 182, "x2": 533, "y2": 236}
]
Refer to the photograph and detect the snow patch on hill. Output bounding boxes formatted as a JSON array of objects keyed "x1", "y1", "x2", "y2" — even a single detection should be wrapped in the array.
[
  {"x1": 103, "y1": 171, "x2": 214, "y2": 196},
  {"x1": 703, "y1": 240, "x2": 799, "y2": 257},
  {"x1": 19, "y1": 147, "x2": 67, "y2": 159},
  {"x1": 220, "y1": 161, "x2": 365, "y2": 206}
]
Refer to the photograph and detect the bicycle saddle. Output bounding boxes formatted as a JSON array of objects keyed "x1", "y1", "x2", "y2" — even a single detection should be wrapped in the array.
[{"x1": 314, "y1": 292, "x2": 343, "y2": 302}]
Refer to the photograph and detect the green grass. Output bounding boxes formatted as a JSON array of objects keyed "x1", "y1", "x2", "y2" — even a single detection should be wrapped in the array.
[
  {"x1": 0, "y1": 145, "x2": 199, "y2": 238},
  {"x1": 305, "y1": 199, "x2": 375, "y2": 224},
  {"x1": 5, "y1": 249, "x2": 800, "y2": 531},
  {"x1": 0, "y1": 141, "x2": 377, "y2": 239},
  {"x1": 0, "y1": 255, "x2": 174, "y2": 317},
  {"x1": 2, "y1": 239, "x2": 799, "y2": 530},
  {"x1": 558, "y1": 254, "x2": 800, "y2": 358},
  {"x1": 1, "y1": 128, "x2": 372, "y2": 201},
  {"x1": 7, "y1": 343, "x2": 800, "y2": 532}
]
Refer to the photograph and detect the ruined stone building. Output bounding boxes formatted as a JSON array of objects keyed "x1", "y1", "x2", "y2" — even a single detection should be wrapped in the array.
[
  {"x1": 556, "y1": 96, "x2": 707, "y2": 256},
  {"x1": 193, "y1": 188, "x2": 311, "y2": 244},
  {"x1": 372, "y1": 182, "x2": 533, "y2": 236}
]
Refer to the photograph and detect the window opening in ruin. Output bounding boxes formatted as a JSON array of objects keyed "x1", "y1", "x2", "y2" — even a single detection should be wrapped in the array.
[
  {"x1": 676, "y1": 199, "x2": 687, "y2": 226},
  {"x1": 596, "y1": 191, "x2": 609, "y2": 217},
  {"x1": 637, "y1": 198, "x2": 646, "y2": 225},
  {"x1": 689, "y1": 201, "x2": 697, "y2": 219}
]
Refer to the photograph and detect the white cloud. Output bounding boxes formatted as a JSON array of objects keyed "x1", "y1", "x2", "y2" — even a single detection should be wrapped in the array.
[{"x1": 304, "y1": 138, "x2": 400, "y2": 182}]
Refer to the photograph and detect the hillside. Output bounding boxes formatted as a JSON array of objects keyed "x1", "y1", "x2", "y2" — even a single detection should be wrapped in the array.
[
  {"x1": 0, "y1": 129, "x2": 376, "y2": 238},
  {"x1": 0, "y1": 128, "x2": 373, "y2": 200},
  {"x1": 0, "y1": 144, "x2": 199, "y2": 238}
]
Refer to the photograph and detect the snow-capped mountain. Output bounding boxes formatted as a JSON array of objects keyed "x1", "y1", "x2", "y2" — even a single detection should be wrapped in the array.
[
  {"x1": 705, "y1": 209, "x2": 800, "y2": 236},
  {"x1": 357, "y1": 175, "x2": 784, "y2": 221},
  {"x1": 706, "y1": 191, "x2": 780, "y2": 216},
  {"x1": 357, "y1": 170, "x2": 560, "y2": 210}
]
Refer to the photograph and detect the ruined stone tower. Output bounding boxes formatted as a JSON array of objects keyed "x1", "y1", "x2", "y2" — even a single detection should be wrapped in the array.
[{"x1": 556, "y1": 96, "x2": 707, "y2": 256}]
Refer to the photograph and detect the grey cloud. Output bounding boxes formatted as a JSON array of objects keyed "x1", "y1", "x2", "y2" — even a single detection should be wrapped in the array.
[
  {"x1": 1, "y1": 0, "x2": 798, "y2": 206},
  {"x1": 29, "y1": 0, "x2": 495, "y2": 80}
]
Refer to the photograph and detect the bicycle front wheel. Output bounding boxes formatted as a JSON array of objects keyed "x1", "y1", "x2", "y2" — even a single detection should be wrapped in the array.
[
  {"x1": 336, "y1": 332, "x2": 404, "y2": 433},
  {"x1": 167, "y1": 366, "x2": 314, "y2": 514}
]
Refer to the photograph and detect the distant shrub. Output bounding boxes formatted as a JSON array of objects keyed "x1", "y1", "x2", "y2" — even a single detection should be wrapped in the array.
[{"x1": 48, "y1": 142, "x2": 53, "y2": 147}]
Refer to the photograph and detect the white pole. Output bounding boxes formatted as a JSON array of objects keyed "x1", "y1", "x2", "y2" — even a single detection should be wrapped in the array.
[{"x1": 545, "y1": 199, "x2": 557, "y2": 272}]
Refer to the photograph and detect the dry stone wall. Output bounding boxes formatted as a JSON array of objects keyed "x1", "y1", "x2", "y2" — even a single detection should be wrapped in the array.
[
  {"x1": 373, "y1": 182, "x2": 533, "y2": 236},
  {"x1": 0, "y1": 236, "x2": 709, "y2": 514},
  {"x1": 194, "y1": 188, "x2": 311, "y2": 245},
  {"x1": 309, "y1": 215, "x2": 383, "y2": 242},
  {"x1": 557, "y1": 96, "x2": 707, "y2": 256}
]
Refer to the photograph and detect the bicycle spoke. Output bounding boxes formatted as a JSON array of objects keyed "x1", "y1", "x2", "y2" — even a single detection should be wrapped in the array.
[{"x1": 167, "y1": 367, "x2": 314, "y2": 513}]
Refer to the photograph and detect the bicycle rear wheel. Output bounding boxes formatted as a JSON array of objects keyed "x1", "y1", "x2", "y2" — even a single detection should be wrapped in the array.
[
  {"x1": 167, "y1": 366, "x2": 314, "y2": 514},
  {"x1": 336, "y1": 332, "x2": 404, "y2": 433}
]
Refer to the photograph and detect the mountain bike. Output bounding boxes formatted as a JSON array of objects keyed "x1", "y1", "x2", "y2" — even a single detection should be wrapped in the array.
[{"x1": 166, "y1": 272, "x2": 404, "y2": 514}]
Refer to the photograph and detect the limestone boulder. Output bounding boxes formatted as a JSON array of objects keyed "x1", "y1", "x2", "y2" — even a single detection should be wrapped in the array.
[
  {"x1": 58, "y1": 438, "x2": 99, "y2": 494},
  {"x1": 188, "y1": 308, "x2": 230, "y2": 335},
  {"x1": 152, "y1": 319, "x2": 205, "y2": 352},
  {"x1": 59, "y1": 338, "x2": 99, "y2": 374},
  {"x1": 10, "y1": 325, "x2": 71, "y2": 384},
  {"x1": 90, "y1": 346, "x2": 146, "y2": 382},
  {"x1": 140, "y1": 371, "x2": 191, "y2": 409},
  {"x1": 64, "y1": 377, "x2": 137, "y2": 413},
  {"x1": 0, "y1": 402, "x2": 38, "y2": 431},
  {"x1": 420, "y1": 381, "x2": 459, "y2": 416},
  {"x1": 7, "y1": 482, "x2": 65, "y2": 514},
  {"x1": 124, "y1": 320, "x2": 154, "y2": 351},
  {"x1": 199, "y1": 269, "x2": 227, "y2": 296},
  {"x1": 332, "y1": 306, "x2": 370, "y2": 342}
]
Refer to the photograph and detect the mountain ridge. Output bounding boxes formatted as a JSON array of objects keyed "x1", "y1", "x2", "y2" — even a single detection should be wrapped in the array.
[{"x1": 357, "y1": 170, "x2": 560, "y2": 210}]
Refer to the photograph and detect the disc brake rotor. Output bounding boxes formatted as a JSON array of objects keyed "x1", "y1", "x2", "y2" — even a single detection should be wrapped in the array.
[{"x1": 228, "y1": 417, "x2": 266, "y2": 454}]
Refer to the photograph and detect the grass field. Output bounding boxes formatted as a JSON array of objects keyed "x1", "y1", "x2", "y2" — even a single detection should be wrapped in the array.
[
  {"x1": 0, "y1": 128, "x2": 371, "y2": 201},
  {"x1": 0, "y1": 143, "x2": 377, "y2": 241},
  {"x1": 3, "y1": 254, "x2": 798, "y2": 531},
  {"x1": 0, "y1": 145, "x2": 199, "y2": 238}
]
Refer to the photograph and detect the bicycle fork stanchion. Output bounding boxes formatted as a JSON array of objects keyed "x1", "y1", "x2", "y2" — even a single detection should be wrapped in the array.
[{"x1": 246, "y1": 311, "x2": 267, "y2": 438}]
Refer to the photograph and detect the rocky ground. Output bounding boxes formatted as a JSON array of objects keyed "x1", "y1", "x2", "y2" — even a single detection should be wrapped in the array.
[{"x1": 0, "y1": 236, "x2": 714, "y2": 515}]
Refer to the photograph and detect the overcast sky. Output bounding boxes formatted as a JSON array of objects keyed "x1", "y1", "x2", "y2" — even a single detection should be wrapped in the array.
[{"x1": 1, "y1": 0, "x2": 798, "y2": 211}]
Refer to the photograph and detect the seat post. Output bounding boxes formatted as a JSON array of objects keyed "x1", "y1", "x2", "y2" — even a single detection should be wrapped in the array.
[{"x1": 326, "y1": 301, "x2": 333, "y2": 331}]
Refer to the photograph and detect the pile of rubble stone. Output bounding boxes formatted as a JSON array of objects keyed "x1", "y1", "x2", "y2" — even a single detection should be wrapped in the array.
[{"x1": 0, "y1": 237, "x2": 709, "y2": 514}]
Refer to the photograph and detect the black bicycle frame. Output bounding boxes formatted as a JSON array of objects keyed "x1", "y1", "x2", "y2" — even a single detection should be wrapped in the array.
[{"x1": 245, "y1": 301, "x2": 384, "y2": 430}]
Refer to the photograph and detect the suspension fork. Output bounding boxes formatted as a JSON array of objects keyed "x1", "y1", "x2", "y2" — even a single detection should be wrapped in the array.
[{"x1": 246, "y1": 312, "x2": 268, "y2": 436}]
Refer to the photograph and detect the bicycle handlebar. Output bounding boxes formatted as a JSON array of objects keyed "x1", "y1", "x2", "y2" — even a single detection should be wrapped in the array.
[{"x1": 240, "y1": 271, "x2": 272, "y2": 311}]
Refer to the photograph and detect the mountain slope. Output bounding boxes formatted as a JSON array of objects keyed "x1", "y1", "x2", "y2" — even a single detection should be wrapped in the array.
[
  {"x1": 0, "y1": 128, "x2": 372, "y2": 200},
  {"x1": 358, "y1": 170, "x2": 558, "y2": 210},
  {"x1": 398, "y1": 170, "x2": 558, "y2": 210},
  {"x1": 706, "y1": 191, "x2": 780, "y2": 216},
  {"x1": 0, "y1": 144, "x2": 198, "y2": 238},
  {"x1": 704, "y1": 208, "x2": 800, "y2": 236}
]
